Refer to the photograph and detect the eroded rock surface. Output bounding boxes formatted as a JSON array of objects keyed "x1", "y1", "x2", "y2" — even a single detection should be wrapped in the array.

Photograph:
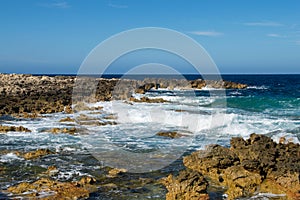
[
  {"x1": 0, "y1": 74, "x2": 247, "y2": 115},
  {"x1": 160, "y1": 169, "x2": 209, "y2": 200},
  {"x1": 183, "y1": 133, "x2": 300, "y2": 200},
  {"x1": 0, "y1": 125, "x2": 31, "y2": 133},
  {"x1": 7, "y1": 177, "x2": 97, "y2": 199}
]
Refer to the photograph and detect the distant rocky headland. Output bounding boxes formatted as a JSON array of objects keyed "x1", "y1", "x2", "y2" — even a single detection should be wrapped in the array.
[{"x1": 0, "y1": 73, "x2": 247, "y2": 116}]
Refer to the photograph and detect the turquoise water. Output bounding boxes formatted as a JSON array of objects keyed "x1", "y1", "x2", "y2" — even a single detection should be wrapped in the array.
[{"x1": 0, "y1": 74, "x2": 299, "y2": 199}]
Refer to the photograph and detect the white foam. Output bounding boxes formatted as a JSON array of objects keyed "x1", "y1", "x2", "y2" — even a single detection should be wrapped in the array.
[
  {"x1": 247, "y1": 85, "x2": 269, "y2": 90},
  {"x1": 0, "y1": 153, "x2": 22, "y2": 162}
]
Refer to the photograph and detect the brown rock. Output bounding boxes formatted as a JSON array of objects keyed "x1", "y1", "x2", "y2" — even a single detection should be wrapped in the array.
[
  {"x1": 184, "y1": 134, "x2": 300, "y2": 200},
  {"x1": 7, "y1": 178, "x2": 93, "y2": 199},
  {"x1": 0, "y1": 125, "x2": 31, "y2": 133},
  {"x1": 160, "y1": 169, "x2": 209, "y2": 200},
  {"x1": 108, "y1": 168, "x2": 127, "y2": 178},
  {"x1": 59, "y1": 117, "x2": 75, "y2": 122},
  {"x1": 156, "y1": 131, "x2": 184, "y2": 139},
  {"x1": 22, "y1": 149, "x2": 55, "y2": 160},
  {"x1": 44, "y1": 127, "x2": 77, "y2": 135},
  {"x1": 129, "y1": 96, "x2": 168, "y2": 103}
]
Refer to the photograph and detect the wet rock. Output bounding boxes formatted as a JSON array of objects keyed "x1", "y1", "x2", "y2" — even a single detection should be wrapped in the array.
[
  {"x1": 129, "y1": 96, "x2": 168, "y2": 103},
  {"x1": 156, "y1": 131, "x2": 184, "y2": 139},
  {"x1": 108, "y1": 168, "x2": 127, "y2": 178},
  {"x1": 59, "y1": 116, "x2": 75, "y2": 122},
  {"x1": 7, "y1": 177, "x2": 95, "y2": 199},
  {"x1": 103, "y1": 114, "x2": 117, "y2": 120},
  {"x1": 183, "y1": 133, "x2": 300, "y2": 200},
  {"x1": 135, "y1": 83, "x2": 156, "y2": 94},
  {"x1": 44, "y1": 127, "x2": 77, "y2": 135},
  {"x1": 76, "y1": 114, "x2": 98, "y2": 121},
  {"x1": 0, "y1": 125, "x2": 31, "y2": 133},
  {"x1": 78, "y1": 120, "x2": 117, "y2": 126},
  {"x1": 160, "y1": 169, "x2": 209, "y2": 200},
  {"x1": 64, "y1": 105, "x2": 73, "y2": 114},
  {"x1": 77, "y1": 176, "x2": 97, "y2": 186},
  {"x1": 22, "y1": 149, "x2": 55, "y2": 160}
]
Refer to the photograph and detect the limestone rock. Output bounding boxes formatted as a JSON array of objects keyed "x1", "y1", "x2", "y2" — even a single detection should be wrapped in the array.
[
  {"x1": 184, "y1": 133, "x2": 300, "y2": 200},
  {"x1": 22, "y1": 149, "x2": 55, "y2": 160},
  {"x1": 0, "y1": 125, "x2": 31, "y2": 133},
  {"x1": 160, "y1": 169, "x2": 209, "y2": 200},
  {"x1": 7, "y1": 178, "x2": 94, "y2": 199}
]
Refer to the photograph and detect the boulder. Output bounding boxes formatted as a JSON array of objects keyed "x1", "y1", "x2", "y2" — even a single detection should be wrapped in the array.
[{"x1": 160, "y1": 169, "x2": 209, "y2": 200}]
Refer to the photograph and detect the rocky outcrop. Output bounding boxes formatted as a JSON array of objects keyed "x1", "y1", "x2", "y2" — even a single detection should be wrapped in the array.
[
  {"x1": 0, "y1": 125, "x2": 31, "y2": 133},
  {"x1": 0, "y1": 74, "x2": 247, "y2": 116},
  {"x1": 22, "y1": 149, "x2": 55, "y2": 160},
  {"x1": 156, "y1": 131, "x2": 184, "y2": 139},
  {"x1": 107, "y1": 168, "x2": 127, "y2": 178},
  {"x1": 160, "y1": 169, "x2": 209, "y2": 200},
  {"x1": 183, "y1": 133, "x2": 300, "y2": 200},
  {"x1": 42, "y1": 127, "x2": 77, "y2": 135},
  {"x1": 7, "y1": 177, "x2": 97, "y2": 199},
  {"x1": 59, "y1": 117, "x2": 75, "y2": 122},
  {"x1": 129, "y1": 96, "x2": 168, "y2": 103}
]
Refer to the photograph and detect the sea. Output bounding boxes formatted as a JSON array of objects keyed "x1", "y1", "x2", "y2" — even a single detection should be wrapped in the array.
[{"x1": 0, "y1": 74, "x2": 299, "y2": 199}]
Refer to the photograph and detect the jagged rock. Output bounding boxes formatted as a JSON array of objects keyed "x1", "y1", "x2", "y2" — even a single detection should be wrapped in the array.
[
  {"x1": 0, "y1": 125, "x2": 31, "y2": 133},
  {"x1": 108, "y1": 168, "x2": 127, "y2": 178},
  {"x1": 64, "y1": 105, "x2": 73, "y2": 114},
  {"x1": 78, "y1": 120, "x2": 117, "y2": 126},
  {"x1": 76, "y1": 114, "x2": 98, "y2": 121},
  {"x1": 44, "y1": 127, "x2": 77, "y2": 135},
  {"x1": 129, "y1": 96, "x2": 168, "y2": 103},
  {"x1": 59, "y1": 117, "x2": 75, "y2": 122},
  {"x1": 183, "y1": 133, "x2": 300, "y2": 200},
  {"x1": 7, "y1": 177, "x2": 96, "y2": 199},
  {"x1": 77, "y1": 176, "x2": 97, "y2": 186},
  {"x1": 160, "y1": 169, "x2": 209, "y2": 200},
  {"x1": 0, "y1": 74, "x2": 246, "y2": 116},
  {"x1": 156, "y1": 131, "x2": 184, "y2": 139},
  {"x1": 22, "y1": 149, "x2": 55, "y2": 160},
  {"x1": 135, "y1": 83, "x2": 156, "y2": 94}
]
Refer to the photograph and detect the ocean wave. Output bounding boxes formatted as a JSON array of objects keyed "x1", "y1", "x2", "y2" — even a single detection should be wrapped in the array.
[{"x1": 247, "y1": 85, "x2": 269, "y2": 90}]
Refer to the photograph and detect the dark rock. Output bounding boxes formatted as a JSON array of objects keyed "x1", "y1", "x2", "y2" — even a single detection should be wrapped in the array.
[
  {"x1": 0, "y1": 125, "x2": 31, "y2": 133},
  {"x1": 129, "y1": 96, "x2": 168, "y2": 103},
  {"x1": 156, "y1": 131, "x2": 184, "y2": 139}
]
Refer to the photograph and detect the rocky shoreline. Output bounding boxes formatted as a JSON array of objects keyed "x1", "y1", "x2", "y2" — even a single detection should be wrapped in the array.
[
  {"x1": 0, "y1": 73, "x2": 246, "y2": 116},
  {"x1": 1, "y1": 74, "x2": 299, "y2": 199}
]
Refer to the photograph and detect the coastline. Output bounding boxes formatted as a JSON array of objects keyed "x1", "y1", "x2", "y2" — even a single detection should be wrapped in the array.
[{"x1": 0, "y1": 73, "x2": 299, "y2": 199}]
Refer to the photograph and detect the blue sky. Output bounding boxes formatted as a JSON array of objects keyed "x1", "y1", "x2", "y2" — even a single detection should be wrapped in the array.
[{"x1": 0, "y1": 0, "x2": 300, "y2": 74}]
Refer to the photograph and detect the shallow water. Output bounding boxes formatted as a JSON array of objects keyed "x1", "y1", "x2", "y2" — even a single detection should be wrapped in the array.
[{"x1": 0, "y1": 74, "x2": 299, "y2": 199}]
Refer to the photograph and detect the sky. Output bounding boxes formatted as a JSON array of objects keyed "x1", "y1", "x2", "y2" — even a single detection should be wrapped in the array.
[{"x1": 0, "y1": 0, "x2": 300, "y2": 74}]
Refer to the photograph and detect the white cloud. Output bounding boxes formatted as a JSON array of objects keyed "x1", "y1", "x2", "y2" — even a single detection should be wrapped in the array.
[
  {"x1": 267, "y1": 33, "x2": 284, "y2": 38},
  {"x1": 189, "y1": 31, "x2": 223, "y2": 37},
  {"x1": 38, "y1": 1, "x2": 70, "y2": 9},
  {"x1": 244, "y1": 21, "x2": 283, "y2": 27}
]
